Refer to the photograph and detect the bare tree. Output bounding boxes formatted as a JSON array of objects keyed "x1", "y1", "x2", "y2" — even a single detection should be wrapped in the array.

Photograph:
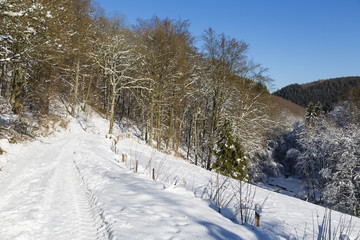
[{"x1": 95, "y1": 16, "x2": 151, "y2": 134}]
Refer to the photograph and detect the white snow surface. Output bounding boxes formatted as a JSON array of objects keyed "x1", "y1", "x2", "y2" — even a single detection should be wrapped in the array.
[{"x1": 0, "y1": 110, "x2": 359, "y2": 240}]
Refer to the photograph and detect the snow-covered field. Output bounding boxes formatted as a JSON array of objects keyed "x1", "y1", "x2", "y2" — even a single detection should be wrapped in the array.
[{"x1": 0, "y1": 110, "x2": 359, "y2": 239}]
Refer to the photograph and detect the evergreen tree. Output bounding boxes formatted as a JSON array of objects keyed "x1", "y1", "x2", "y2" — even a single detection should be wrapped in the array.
[
  {"x1": 305, "y1": 101, "x2": 324, "y2": 125},
  {"x1": 212, "y1": 119, "x2": 248, "y2": 181},
  {"x1": 305, "y1": 102, "x2": 316, "y2": 123},
  {"x1": 314, "y1": 101, "x2": 324, "y2": 116}
]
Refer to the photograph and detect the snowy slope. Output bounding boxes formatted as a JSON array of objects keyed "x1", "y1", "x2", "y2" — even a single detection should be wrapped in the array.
[
  {"x1": 0, "y1": 111, "x2": 359, "y2": 240},
  {"x1": 112, "y1": 137, "x2": 360, "y2": 240}
]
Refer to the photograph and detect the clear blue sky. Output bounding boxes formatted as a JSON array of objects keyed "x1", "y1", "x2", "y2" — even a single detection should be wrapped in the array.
[{"x1": 95, "y1": 0, "x2": 360, "y2": 91}]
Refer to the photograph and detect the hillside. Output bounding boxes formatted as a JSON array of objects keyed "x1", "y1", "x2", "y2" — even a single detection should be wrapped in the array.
[
  {"x1": 268, "y1": 95, "x2": 306, "y2": 117},
  {"x1": 273, "y1": 76, "x2": 360, "y2": 112},
  {"x1": 0, "y1": 109, "x2": 359, "y2": 239}
]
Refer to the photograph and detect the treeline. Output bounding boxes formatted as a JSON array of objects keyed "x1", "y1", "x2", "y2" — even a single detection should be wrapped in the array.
[
  {"x1": 1, "y1": 0, "x2": 283, "y2": 176},
  {"x1": 273, "y1": 77, "x2": 360, "y2": 112}
]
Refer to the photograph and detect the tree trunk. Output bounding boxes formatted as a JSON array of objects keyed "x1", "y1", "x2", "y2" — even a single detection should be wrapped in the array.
[
  {"x1": 194, "y1": 109, "x2": 198, "y2": 165},
  {"x1": 154, "y1": 103, "x2": 158, "y2": 146},
  {"x1": 127, "y1": 90, "x2": 131, "y2": 119},
  {"x1": 166, "y1": 107, "x2": 173, "y2": 150},
  {"x1": 186, "y1": 116, "x2": 192, "y2": 160},
  {"x1": 207, "y1": 90, "x2": 221, "y2": 170},
  {"x1": 1, "y1": 63, "x2": 6, "y2": 97},
  {"x1": 83, "y1": 69, "x2": 93, "y2": 112},
  {"x1": 108, "y1": 82, "x2": 117, "y2": 134},
  {"x1": 10, "y1": 65, "x2": 23, "y2": 114},
  {"x1": 207, "y1": 146, "x2": 213, "y2": 170},
  {"x1": 71, "y1": 59, "x2": 80, "y2": 117},
  {"x1": 145, "y1": 112, "x2": 149, "y2": 142},
  {"x1": 119, "y1": 89, "x2": 125, "y2": 121},
  {"x1": 201, "y1": 118, "x2": 207, "y2": 165},
  {"x1": 141, "y1": 108, "x2": 145, "y2": 139},
  {"x1": 9, "y1": 64, "x2": 17, "y2": 108},
  {"x1": 1, "y1": 40, "x2": 8, "y2": 97},
  {"x1": 149, "y1": 92, "x2": 154, "y2": 146},
  {"x1": 207, "y1": 113, "x2": 216, "y2": 170},
  {"x1": 105, "y1": 76, "x2": 111, "y2": 120},
  {"x1": 156, "y1": 104, "x2": 162, "y2": 151}
]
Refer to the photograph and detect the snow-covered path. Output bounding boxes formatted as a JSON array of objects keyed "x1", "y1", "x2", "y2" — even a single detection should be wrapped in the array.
[{"x1": 0, "y1": 134, "x2": 103, "y2": 240}]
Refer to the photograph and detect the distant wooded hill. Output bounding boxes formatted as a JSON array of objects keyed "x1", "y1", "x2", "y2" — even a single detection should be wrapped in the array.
[{"x1": 272, "y1": 77, "x2": 360, "y2": 112}]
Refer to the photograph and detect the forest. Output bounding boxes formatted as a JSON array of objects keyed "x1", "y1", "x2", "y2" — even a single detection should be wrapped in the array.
[
  {"x1": 0, "y1": 0, "x2": 281, "y2": 168},
  {"x1": 1, "y1": 0, "x2": 359, "y2": 217},
  {"x1": 273, "y1": 76, "x2": 360, "y2": 112}
]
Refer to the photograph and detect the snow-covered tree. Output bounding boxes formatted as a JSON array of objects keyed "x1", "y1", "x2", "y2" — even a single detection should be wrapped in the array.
[
  {"x1": 295, "y1": 101, "x2": 330, "y2": 202},
  {"x1": 0, "y1": 0, "x2": 57, "y2": 114},
  {"x1": 94, "y1": 16, "x2": 149, "y2": 134},
  {"x1": 323, "y1": 125, "x2": 360, "y2": 216},
  {"x1": 249, "y1": 147, "x2": 282, "y2": 183}
]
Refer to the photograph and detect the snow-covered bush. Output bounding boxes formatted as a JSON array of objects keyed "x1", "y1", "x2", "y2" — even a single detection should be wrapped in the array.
[{"x1": 248, "y1": 149, "x2": 282, "y2": 183}]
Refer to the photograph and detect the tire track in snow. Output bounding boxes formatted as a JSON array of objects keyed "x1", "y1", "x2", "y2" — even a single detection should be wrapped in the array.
[
  {"x1": 73, "y1": 159, "x2": 115, "y2": 240},
  {"x1": 40, "y1": 145, "x2": 101, "y2": 240},
  {"x1": 0, "y1": 135, "x2": 110, "y2": 239},
  {"x1": 40, "y1": 137, "x2": 112, "y2": 240}
]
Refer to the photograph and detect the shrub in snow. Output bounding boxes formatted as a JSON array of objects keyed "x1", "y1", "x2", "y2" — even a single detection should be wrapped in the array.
[
  {"x1": 203, "y1": 174, "x2": 236, "y2": 214},
  {"x1": 313, "y1": 209, "x2": 360, "y2": 240}
]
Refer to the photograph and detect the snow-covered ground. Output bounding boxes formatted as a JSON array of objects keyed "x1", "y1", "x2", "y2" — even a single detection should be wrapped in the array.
[{"x1": 0, "y1": 110, "x2": 359, "y2": 239}]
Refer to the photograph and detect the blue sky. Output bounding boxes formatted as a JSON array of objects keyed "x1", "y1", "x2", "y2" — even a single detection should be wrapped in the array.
[{"x1": 95, "y1": 0, "x2": 360, "y2": 91}]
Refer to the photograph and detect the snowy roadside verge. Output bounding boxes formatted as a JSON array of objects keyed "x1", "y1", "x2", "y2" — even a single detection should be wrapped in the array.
[
  {"x1": 112, "y1": 136, "x2": 360, "y2": 239},
  {"x1": 73, "y1": 132, "x2": 272, "y2": 239}
]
